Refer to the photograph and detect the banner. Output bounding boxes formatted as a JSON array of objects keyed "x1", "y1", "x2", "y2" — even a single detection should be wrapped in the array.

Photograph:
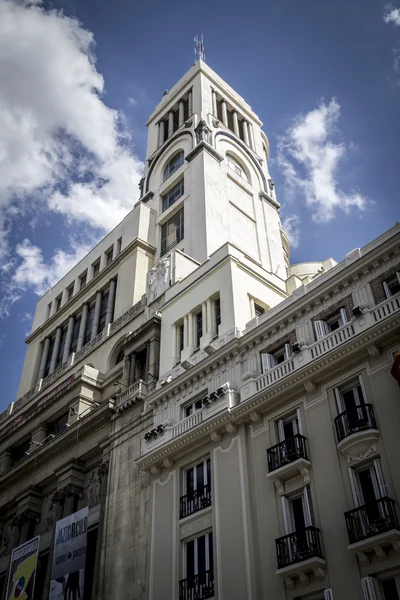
[
  {"x1": 49, "y1": 507, "x2": 88, "y2": 600},
  {"x1": 5, "y1": 535, "x2": 40, "y2": 600}
]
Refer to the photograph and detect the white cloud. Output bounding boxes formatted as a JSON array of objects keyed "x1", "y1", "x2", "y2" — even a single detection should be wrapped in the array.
[
  {"x1": 277, "y1": 99, "x2": 367, "y2": 224},
  {"x1": 384, "y1": 6, "x2": 400, "y2": 26},
  {"x1": 282, "y1": 215, "x2": 301, "y2": 248},
  {"x1": 0, "y1": 0, "x2": 144, "y2": 315}
]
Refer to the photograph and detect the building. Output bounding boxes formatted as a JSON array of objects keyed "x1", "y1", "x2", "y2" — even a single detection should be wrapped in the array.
[{"x1": 0, "y1": 58, "x2": 399, "y2": 600}]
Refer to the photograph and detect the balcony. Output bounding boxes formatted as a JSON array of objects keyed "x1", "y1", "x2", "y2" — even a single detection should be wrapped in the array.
[
  {"x1": 335, "y1": 404, "x2": 380, "y2": 464},
  {"x1": 180, "y1": 484, "x2": 212, "y2": 519},
  {"x1": 116, "y1": 379, "x2": 148, "y2": 412},
  {"x1": 344, "y1": 497, "x2": 400, "y2": 565},
  {"x1": 179, "y1": 570, "x2": 214, "y2": 600},
  {"x1": 276, "y1": 527, "x2": 325, "y2": 589},
  {"x1": 266, "y1": 435, "x2": 311, "y2": 496}
]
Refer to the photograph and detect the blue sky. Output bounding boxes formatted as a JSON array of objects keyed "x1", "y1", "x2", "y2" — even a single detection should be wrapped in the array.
[{"x1": 0, "y1": 0, "x2": 399, "y2": 411}]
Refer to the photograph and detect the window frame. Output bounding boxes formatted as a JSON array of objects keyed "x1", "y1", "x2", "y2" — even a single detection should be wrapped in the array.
[
  {"x1": 80, "y1": 272, "x2": 87, "y2": 290},
  {"x1": 226, "y1": 154, "x2": 249, "y2": 182},
  {"x1": 160, "y1": 207, "x2": 184, "y2": 256},
  {"x1": 163, "y1": 151, "x2": 184, "y2": 182},
  {"x1": 92, "y1": 260, "x2": 100, "y2": 278},
  {"x1": 161, "y1": 178, "x2": 184, "y2": 212},
  {"x1": 183, "y1": 531, "x2": 213, "y2": 583},
  {"x1": 383, "y1": 272, "x2": 400, "y2": 299}
]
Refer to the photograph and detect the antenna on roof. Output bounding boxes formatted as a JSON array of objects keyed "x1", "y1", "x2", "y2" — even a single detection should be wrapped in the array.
[{"x1": 194, "y1": 34, "x2": 206, "y2": 63}]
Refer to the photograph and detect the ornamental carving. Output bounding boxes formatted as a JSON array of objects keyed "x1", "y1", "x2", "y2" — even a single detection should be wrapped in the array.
[
  {"x1": 147, "y1": 256, "x2": 171, "y2": 305},
  {"x1": 86, "y1": 471, "x2": 101, "y2": 509},
  {"x1": 268, "y1": 178, "x2": 275, "y2": 191},
  {"x1": 195, "y1": 119, "x2": 211, "y2": 144}
]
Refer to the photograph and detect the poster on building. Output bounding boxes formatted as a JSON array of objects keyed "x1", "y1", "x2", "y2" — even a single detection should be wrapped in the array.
[
  {"x1": 5, "y1": 535, "x2": 40, "y2": 600},
  {"x1": 49, "y1": 506, "x2": 88, "y2": 600}
]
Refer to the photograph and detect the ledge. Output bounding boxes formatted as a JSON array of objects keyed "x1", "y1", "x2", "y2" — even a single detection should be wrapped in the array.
[
  {"x1": 276, "y1": 556, "x2": 326, "y2": 589},
  {"x1": 337, "y1": 428, "x2": 380, "y2": 465},
  {"x1": 267, "y1": 458, "x2": 311, "y2": 496},
  {"x1": 185, "y1": 141, "x2": 223, "y2": 164},
  {"x1": 348, "y1": 529, "x2": 400, "y2": 565},
  {"x1": 259, "y1": 190, "x2": 280, "y2": 210}
]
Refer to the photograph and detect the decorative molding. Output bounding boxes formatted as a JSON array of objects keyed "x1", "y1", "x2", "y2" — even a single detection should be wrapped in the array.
[
  {"x1": 356, "y1": 551, "x2": 370, "y2": 566},
  {"x1": 259, "y1": 190, "x2": 280, "y2": 211},
  {"x1": 283, "y1": 576, "x2": 295, "y2": 590},
  {"x1": 337, "y1": 429, "x2": 380, "y2": 465},
  {"x1": 373, "y1": 545, "x2": 387, "y2": 560},
  {"x1": 210, "y1": 431, "x2": 222, "y2": 443},
  {"x1": 366, "y1": 343, "x2": 381, "y2": 359},
  {"x1": 225, "y1": 422, "x2": 238, "y2": 434},
  {"x1": 185, "y1": 140, "x2": 223, "y2": 164},
  {"x1": 249, "y1": 412, "x2": 261, "y2": 423},
  {"x1": 303, "y1": 381, "x2": 317, "y2": 393}
]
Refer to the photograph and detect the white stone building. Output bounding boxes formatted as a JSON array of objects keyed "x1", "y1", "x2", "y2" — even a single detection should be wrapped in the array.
[{"x1": 0, "y1": 59, "x2": 399, "y2": 600}]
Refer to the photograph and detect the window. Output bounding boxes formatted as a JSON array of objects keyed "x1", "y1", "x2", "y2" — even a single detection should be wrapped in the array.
[
  {"x1": 44, "y1": 337, "x2": 55, "y2": 378},
  {"x1": 116, "y1": 237, "x2": 122, "y2": 255},
  {"x1": 381, "y1": 577, "x2": 400, "y2": 600},
  {"x1": 383, "y1": 272, "x2": 400, "y2": 298},
  {"x1": 184, "y1": 398, "x2": 203, "y2": 418},
  {"x1": 162, "y1": 178, "x2": 184, "y2": 212},
  {"x1": 281, "y1": 487, "x2": 315, "y2": 535},
  {"x1": 348, "y1": 459, "x2": 387, "y2": 508},
  {"x1": 98, "y1": 291, "x2": 109, "y2": 332},
  {"x1": 106, "y1": 248, "x2": 113, "y2": 265},
  {"x1": 195, "y1": 311, "x2": 202, "y2": 349},
  {"x1": 84, "y1": 304, "x2": 95, "y2": 345},
  {"x1": 11, "y1": 438, "x2": 31, "y2": 465},
  {"x1": 179, "y1": 324, "x2": 184, "y2": 354},
  {"x1": 70, "y1": 316, "x2": 81, "y2": 354},
  {"x1": 48, "y1": 412, "x2": 69, "y2": 437},
  {"x1": 180, "y1": 457, "x2": 211, "y2": 519},
  {"x1": 181, "y1": 532, "x2": 214, "y2": 599},
  {"x1": 47, "y1": 303, "x2": 52, "y2": 319},
  {"x1": 92, "y1": 260, "x2": 100, "y2": 278},
  {"x1": 80, "y1": 272, "x2": 87, "y2": 290},
  {"x1": 334, "y1": 376, "x2": 369, "y2": 434},
  {"x1": 67, "y1": 286, "x2": 74, "y2": 302},
  {"x1": 314, "y1": 308, "x2": 348, "y2": 340},
  {"x1": 227, "y1": 155, "x2": 248, "y2": 182},
  {"x1": 55, "y1": 296, "x2": 62, "y2": 313},
  {"x1": 261, "y1": 343, "x2": 291, "y2": 373},
  {"x1": 56, "y1": 328, "x2": 67, "y2": 366},
  {"x1": 161, "y1": 208, "x2": 184, "y2": 256},
  {"x1": 163, "y1": 151, "x2": 184, "y2": 182},
  {"x1": 254, "y1": 303, "x2": 265, "y2": 318},
  {"x1": 214, "y1": 297, "x2": 221, "y2": 334},
  {"x1": 277, "y1": 409, "x2": 302, "y2": 442}
]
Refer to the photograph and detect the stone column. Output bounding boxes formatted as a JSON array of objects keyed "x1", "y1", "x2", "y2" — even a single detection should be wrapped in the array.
[
  {"x1": 232, "y1": 110, "x2": 239, "y2": 137},
  {"x1": 242, "y1": 119, "x2": 250, "y2": 146},
  {"x1": 178, "y1": 101, "x2": 184, "y2": 127},
  {"x1": 168, "y1": 111, "x2": 174, "y2": 138},
  {"x1": 188, "y1": 312, "x2": 194, "y2": 348},
  {"x1": 212, "y1": 90, "x2": 217, "y2": 116},
  {"x1": 105, "y1": 279, "x2": 116, "y2": 327},
  {"x1": 49, "y1": 327, "x2": 62, "y2": 374},
  {"x1": 158, "y1": 120, "x2": 165, "y2": 147},
  {"x1": 249, "y1": 297, "x2": 255, "y2": 319},
  {"x1": 41, "y1": 496, "x2": 64, "y2": 600},
  {"x1": 37, "y1": 337, "x2": 51, "y2": 381},
  {"x1": 91, "y1": 291, "x2": 103, "y2": 339},
  {"x1": 0, "y1": 450, "x2": 12, "y2": 475},
  {"x1": 77, "y1": 303, "x2": 88, "y2": 351},
  {"x1": 122, "y1": 355, "x2": 131, "y2": 388},
  {"x1": 206, "y1": 299, "x2": 213, "y2": 335},
  {"x1": 188, "y1": 90, "x2": 193, "y2": 116},
  {"x1": 201, "y1": 302, "x2": 207, "y2": 339},
  {"x1": 63, "y1": 316, "x2": 75, "y2": 363},
  {"x1": 129, "y1": 353, "x2": 137, "y2": 386},
  {"x1": 221, "y1": 99, "x2": 228, "y2": 127},
  {"x1": 91, "y1": 462, "x2": 109, "y2": 600},
  {"x1": 19, "y1": 511, "x2": 39, "y2": 545},
  {"x1": 248, "y1": 122, "x2": 255, "y2": 150},
  {"x1": 184, "y1": 315, "x2": 189, "y2": 347},
  {"x1": 147, "y1": 339, "x2": 159, "y2": 391}
]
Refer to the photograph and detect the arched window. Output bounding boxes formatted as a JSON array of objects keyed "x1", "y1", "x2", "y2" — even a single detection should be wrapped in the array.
[
  {"x1": 226, "y1": 154, "x2": 249, "y2": 183},
  {"x1": 116, "y1": 350, "x2": 125, "y2": 365},
  {"x1": 163, "y1": 151, "x2": 184, "y2": 182}
]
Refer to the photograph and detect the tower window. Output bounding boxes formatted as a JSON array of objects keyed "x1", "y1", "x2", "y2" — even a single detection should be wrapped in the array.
[
  {"x1": 92, "y1": 260, "x2": 100, "y2": 278},
  {"x1": 161, "y1": 208, "x2": 184, "y2": 256},
  {"x1": 163, "y1": 151, "x2": 184, "y2": 182},
  {"x1": 80, "y1": 272, "x2": 87, "y2": 290},
  {"x1": 254, "y1": 303, "x2": 265, "y2": 318},
  {"x1": 162, "y1": 178, "x2": 184, "y2": 212},
  {"x1": 226, "y1": 155, "x2": 248, "y2": 182}
]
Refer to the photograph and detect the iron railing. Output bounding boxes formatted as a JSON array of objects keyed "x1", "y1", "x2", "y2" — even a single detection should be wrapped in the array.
[
  {"x1": 179, "y1": 570, "x2": 214, "y2": 600},
  {"x1": 180, "y1": 485, "x2": 212, "y2": 519},
  {"x1": 276, "y1": 526, "x2": 323, "y2": 569},
  {"x1": 267, "y1": 434, "x2": 308, "y2": 473},
  {"x1": 345, "y1": 497, "x2": 399, "y2": 544},
  {"x1": 334, "y1": 404, "x2": 377, "y2": 443}
]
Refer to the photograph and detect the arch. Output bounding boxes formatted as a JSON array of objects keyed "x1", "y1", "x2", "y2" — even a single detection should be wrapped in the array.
[
  {"x1": 163, "y1": 150, "x2": 184, "y2": 183},
  {"x1": 215, "y1": 131, "x2": 268, "y2": 192},
  {"x1": 145, "y1": 130, "x2": 193, "y2": 193},
  {"x1": 107, "y1": 334, "x2": 129, "y2": 371},
  {"x1": 226, "y1": 152, "x2": 251, "y2": 184}
]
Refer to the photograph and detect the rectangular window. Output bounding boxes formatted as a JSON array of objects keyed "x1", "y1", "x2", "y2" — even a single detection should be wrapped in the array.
[
  {"x1": 196, "y1": 311, "x2": 202, "y2": 349},
  {"x1": 48, "y1": 412, "x2": 69, "y2": 437},
  {"x1": 184, "y1": 398, "x2": 203, "y2": 418},
  {"x1": 98, "y1": 291, "x2": 109, "y2": 332},
  {"x1": 348, "y1": 459, "x2": 387, "y2": 507},
  {"x1": 106, "y1": 248, "x2": 113, "y2": 265},
  {"x1": 179, "y1": 324, "x2": 184, "y2": 353},
  {"x1": 314, "y1": 308, "x2": 348, "y2": 340},
  {"x1": 162, "y1": 178, "x2": 184, "y2": 212},
  {"x1": 261, "y1": 344, "x2": 291, "y2": 373},
  {"x1": 381, "y1": 577, "x2": 400, "y2": 600},
  {"x1": 383, "y1": 273, "x2": 400, "y2": 298},
  {"x1": 180, "y1": 458, "x2": 212, "y2": 519},
  {"x1": 277, "y1": 409, "x2": 302, "y2": 442},
  {"x1": 254, "y1": 303, "x2": 265, "y2": 318},
  {"x1": 55, "y1": 296, "x2": 62, "y2": 313},
  {"x1": 44, "y1": 337, "x2": 55, "y2": 378},
  {"x1": 181, "y1": 532, "x2": 214, "y2": 596},
  {"x1": 92, "y1": 261, "x2": 100, "y2": 278},
  {"x1": 116, "y1": 237, "x2": 122, "y2": 255},
  {"x1": 214, "y1": 297, "x2": 221, "y2": 333},
  {"x1": 80, "y1": 272, "x2": 87, "y2": 290},
  {"x1": 163, "y1": 152, "x2": 184, "y2": 182},
  {"x1": 67, "y1": 286, "x2": 74, "y2": 302},
  {"x1": 84, "y1": 304, "x2": 95, "y2": 345},
  {"x1": 56, "y1": 328, "x2": 67, "y2": 366},
  {"x1": 161, "y1": 208, "x2": 184, "y2": 256},
  {"x1": 11, "y1": 438, "x2": 31, "y2": 465},
  {"x1": 47, "y1": 303, "x2": 52, "y2": 319},
  {"x1": 70, "y1": 316, "x2": 81, "y2": 354},
  {"x1": 281, "y1": 487, "x2": 315, "y2": 535}
]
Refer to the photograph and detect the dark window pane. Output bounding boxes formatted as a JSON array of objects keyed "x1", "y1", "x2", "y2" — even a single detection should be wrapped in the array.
[
  {"x1": 197, "y1": 535, "x2": 206, "y2": 575},
  {"x1": 162, "y1": 178, "x2": 184, "y2": 211},
  {"x1": 186, "y1": 540, "x2": 194, "y2": 581},
  {"x1": 163, "y1": 152, "x2": 184, "y2": 182}
]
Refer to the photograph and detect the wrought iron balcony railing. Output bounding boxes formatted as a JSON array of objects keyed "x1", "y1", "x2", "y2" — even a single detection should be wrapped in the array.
[
  {"x1": 345, "y1": 497, "x2": 399, "y2": 544},
  {"x1": 334, "y1": 403, "x2": 377, "y2": 443},
  {"x1": 180, "y1": 484, "x2": 212, "y2": 519},
  {"x1": 179, "y1": 570, "x2": 214, "y2": 600},
  {"x1": 267, "y1": 434, "x2": 308, "y2": 473},
  {"x1": 276, "y1": 526, "x2": 324, "y2": 569}
]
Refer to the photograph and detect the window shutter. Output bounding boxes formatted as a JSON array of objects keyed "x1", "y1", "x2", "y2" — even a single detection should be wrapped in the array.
[
  {"x1": 373, "y1": 459, "x2": 388, "y2": 498},
  {"x1": 334, "y1": 387, "x2": 345, "y2": 413},
  {"x1": 281, "y1": 496, "x2": 294, "y2": 534},
  {"x1": 340, "y1": 308, "x2": 348, "y2": 325},
  {"x1": 314, "y1": 320, "x2": 329, "y2": 340},
  {"x1": 277, "y1": 419, "x2": 285, "y2": 442},
  {"x1": 357, "y1": 375, "x2": 368, "y2": 405},
  {"x1": 296, "y1": 408, "x2": 303, "y2": 436},
  {"x1": 261, "y1": 353, "x2": 276, "y2": 373},
  {"x1": 303, "y1": 486, "x2": 316, "y2": 527},
  {"x1": 348, "y1": 467, "x2": 363, "y2": 507},
  {"x1": 383, "y1": 281, "x2": 391, "y2": 299},
  {"x1": 324, "y1": 589, "x2": 334, "y2": 600},
  {"x1": 361, "y1": 577, "x2": 384, "y2": 600},
  {"x1": 284, "y1": 343, "x2": 292, "y2": 361}
]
